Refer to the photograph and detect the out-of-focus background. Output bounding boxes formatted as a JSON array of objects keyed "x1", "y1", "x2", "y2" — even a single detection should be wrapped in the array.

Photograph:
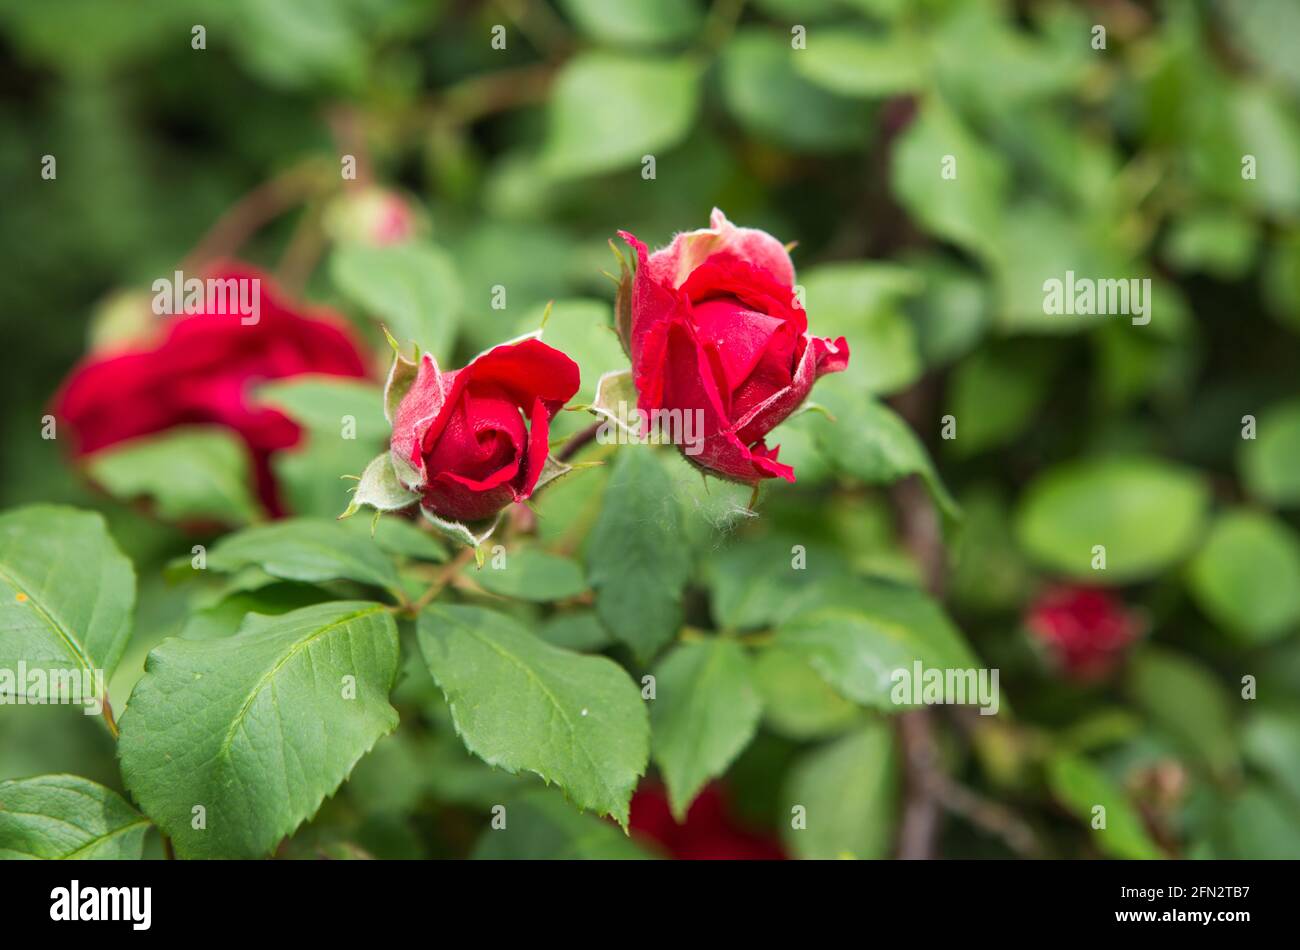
[{"x1": 2, "y1": 0, "x2": 1299, "y2": 859}]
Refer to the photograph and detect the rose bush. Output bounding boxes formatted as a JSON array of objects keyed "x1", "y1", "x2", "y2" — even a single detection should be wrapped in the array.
[
  {"x1": 618, "y1": 209, "x2": 848, "y2": 484},
  {"x1": 53, "y1": 264, "x2": 369, "y2": 514}
]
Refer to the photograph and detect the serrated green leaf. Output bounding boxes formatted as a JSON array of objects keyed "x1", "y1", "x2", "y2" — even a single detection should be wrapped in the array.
[
  {"x1": 585, "y1": 449, "x2": 689, "y2": 661},
  {"x1": 207, "y1": 518, "x2": 404, "y2": 601},
  {"x1": 179, "y1": 581, "x2": 331, "y2": 640},
  {"x1": 753, "y1": 647, "x2": 861, "y2": 740},
  {"x1": 780, "y1": 721, "x2": 898, "y2": 859},
  {"x1": 774, "y1": 579, "x2": 977, "y2": 711},
  {"x1": 0, "y1": 775, "x2": 149, "y2": 859},
  {"x1": 417, "y1": 605, "x2": 648, "y2": 827},
  {"x1": 85, "y1": 426, "x2": 261, "y2": 524},
  {"x1": 118, "y1": 601, "x2": 400, "y2": 859},
  {"x1": 651, "y1": 639, "x2": 761, "y2": 819},
  {"x1": 0, "y1": 505, "x2": 134, "y2": 699}
]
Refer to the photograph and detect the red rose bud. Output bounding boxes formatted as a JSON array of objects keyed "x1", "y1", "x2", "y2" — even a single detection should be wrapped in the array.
[
  {"x1": 618, "y1": 209, "x2": 848, "y2": 484},
  {"x1": 1025, "y1": 585, "x2": 1142, "y2": 681},
  {"x1": 53, "y1": 263, "x2": 369, "y2": 515},
  {"x1": 629, "y1": 782, "x2": 786, "y2": 861},
  {"x1": 389, "y1": 337, "x2": 580, "y2": 524}
]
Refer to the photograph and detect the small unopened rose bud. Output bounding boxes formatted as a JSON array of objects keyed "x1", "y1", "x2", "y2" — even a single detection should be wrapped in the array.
[
  {"x1": 325, "y1": 187, "x2": 420, "y2": 246},
  {"x1": 1025, "y1": 585, "x2": 1143, "y2": 681}
]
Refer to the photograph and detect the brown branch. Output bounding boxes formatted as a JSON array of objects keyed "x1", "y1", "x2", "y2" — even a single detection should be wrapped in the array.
[
  {"x1": 555, "y1": 421, "x2": 601, "y2": 462},
  {"x1": 891, "y1": 377, "x2": 945, "y2": 859}
]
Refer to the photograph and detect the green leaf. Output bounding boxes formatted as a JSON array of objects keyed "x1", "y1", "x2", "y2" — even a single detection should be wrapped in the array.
[
  {"x1": 537, "y1": 611, "x2": 613, "y2": 652},
  {"x1": 207, "y1": 518, "x2": 404, "y2": 601},
  {"x1": 753, "y1": 647, "x2": 861, "y2": 740},
  {"x1": 418, "y1": 605, "x2": 649, "y2": 827},
  {"x1": 364, "y1": 516, "x2": 446, "y2": 563},
  {"x1": 330, "y1": 239, "x2": 463, "y2": 361},
  {"x1": 806, "y1": 375, "x2": 958, "y2": 518},
  {"x1": 1125, "y1": 647, "x2": 1238, "y2": 777},
  {"x1": 1242, "y1": 706, "x2": 1300, "y2": 804},
  {"x1": 891, "y1": 94, "x2": 1008, "y2": 259},
  {"x1": 254, "y1": 376, "x2": 384, "y2": 439},
  {"x1": 792, "y1": 28, "x2": 925, "y2": 98},
  {"x1": 471, "y1": 788, "x2": 653, "y2": 860},
  {"x1": 1240, "y1": 398, "x2": 1300, "y2": 507},
  {"x1": 1227, "y1": 784, "x2": 1300, "y2": 859},
  {"x1": 1047, "y1": 752, "x2": 1162, "y2": 859},
  {"x1": 946, "y1": 342, "x2": 1055, "y2": 457},
  {"x1": 780, "y1": 721, "x2": 898, "y2": 859},
  {"x1": 0, "y1": 505, "x2": 134, "y2": 696},
  {"x1": 774, "y1": 578, "x2": 977, "y2": 711},
  {"x1": 1015, "y1": 457, "x2": 1208, "y2": 583},
  {"x1": 85, "y1": 426, "x2": 261, "y2": 524},
  {"x1": 706, "y1": 535, "x2": 852, "y2": 631},
  {"x1": 542, "y1": 52, "x2": 701, "y2": 178},
  {"x1": 179, "y1": 581, "x2": 331, "y2": 640},
  {"x1": 341, "y1": 452, "x2": 419, "y2": 518},
  {"x1": 0, "y1": 775, "x2": 149, "y2": 859},
  {"x1": 650, "y1": 639, "x2": 762, "y2": 819},
  {"x1": 118, "y1": 601, "x2": 400, "y2": 859},
  {"x1": 469, "y1": 548, "x2": 588, "y2": 602},
  {"x1": 1188, "y1": 510, "x2": 1300, "y2": 643},
  {"x1": 557, "y1": 0, "x2": 702, "y2": 47},
  {"x1": 719, "y1": 29, "x2": 873, "y2": 151},
  {"x1": 799, "y1": 263, "x2": 922, "y2": 395},
  {"x1": 585, "y1": 448, "x2": 689, "y2": 661}
]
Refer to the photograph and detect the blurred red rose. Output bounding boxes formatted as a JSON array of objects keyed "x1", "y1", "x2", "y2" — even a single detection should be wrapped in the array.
[
  {"x1": 389, "y1": 337, "x2": 580, "y2": 523},
  {"x1": 629, "y1": 782, "x2": 786, "y2": 860},
  {"x1": 1026, "y1": 585, "x2": 1143, "y2": 681},
  {"x1": 618, "y1": 208, "x2": 848, "y2": 484},
  {"x1": 53, "y1": 263, "x2": 369, "y2": 515}
]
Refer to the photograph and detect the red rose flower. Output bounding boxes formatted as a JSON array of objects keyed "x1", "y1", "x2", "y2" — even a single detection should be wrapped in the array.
[
  {"x1": 53, "y1": 263, "x2": 368, "y2": 515},
  {"x1": 389, "y1": 337, "x2": 580, "y2": 523},
  {"x1": 629, "y1": 782, "x2": 786, "y2": 860},
  {"x1": 618, "y1": 209, "x2": 848, "y2": 483},
  {"x1": 1026, "y1": 585, "x2": 1143, "y2": 681}
]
